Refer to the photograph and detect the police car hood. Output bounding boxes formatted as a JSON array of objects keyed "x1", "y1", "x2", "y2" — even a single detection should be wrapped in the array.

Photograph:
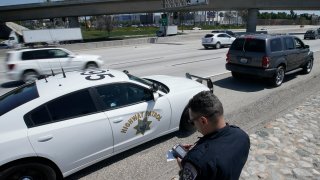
[{"x1": 143, "y1": 75, "x2": 207, "y2": 92}]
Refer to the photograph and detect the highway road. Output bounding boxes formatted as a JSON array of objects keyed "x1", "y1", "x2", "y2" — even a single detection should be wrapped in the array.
[{"x1": 1, "y1": 34, "x2": 320, "y2": 179}]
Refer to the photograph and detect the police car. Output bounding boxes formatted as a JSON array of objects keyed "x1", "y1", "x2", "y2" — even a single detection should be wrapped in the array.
[{"x1": 0, "y1": 69, "x2": 212, "y2": 179}]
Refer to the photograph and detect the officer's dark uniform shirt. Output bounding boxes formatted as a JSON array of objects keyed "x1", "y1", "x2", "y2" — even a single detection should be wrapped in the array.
[{"x1": 180, "y1": 124, "x2": 250, "y2": 180}]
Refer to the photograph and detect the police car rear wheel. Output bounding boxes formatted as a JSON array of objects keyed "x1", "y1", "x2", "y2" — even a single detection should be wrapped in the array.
[{"x1": 1, "y1": 163, "x2": 56, "y2": 180}]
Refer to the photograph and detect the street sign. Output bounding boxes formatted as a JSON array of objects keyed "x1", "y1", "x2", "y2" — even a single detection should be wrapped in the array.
[
  {"x1": 161, "y1": 19, "x2": 168, "y2": 26},
  {"x1": 161, "y1": 14, "x2": 168, "y2": 26},
  {"x1": 163, "y1": 0, "x2": 208, "y2": 9}
]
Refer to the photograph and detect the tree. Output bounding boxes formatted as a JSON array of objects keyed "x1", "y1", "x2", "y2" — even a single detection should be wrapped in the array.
[
  {"x1": 290, "y1": 10, "x2": 297, "y2": 19},
  {"x1": 219, "y1": 12, "x2": 224, "y2": 24},
  {"x1": 96, "y1": 15, "x2": 114, "y2": 37},
  {"x1": 224, "y1": 11, "x2": 233, "y2": 24},
  {"x1": 238, "y1": 10, "x2": 248, "y2": 25}
]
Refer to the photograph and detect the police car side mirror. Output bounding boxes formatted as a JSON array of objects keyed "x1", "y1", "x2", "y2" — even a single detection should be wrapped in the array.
[
  {"x1": 153, "y1": 92, "x2": 159, "y2": 101},
  {"x1": 304, "y1": 45, "x2": 310, "y2": 49}
]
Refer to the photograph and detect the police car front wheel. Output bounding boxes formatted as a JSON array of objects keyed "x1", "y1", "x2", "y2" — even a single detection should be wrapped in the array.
[{"x1": 1, "y1": 163, "x2": 56, "y2": 180}]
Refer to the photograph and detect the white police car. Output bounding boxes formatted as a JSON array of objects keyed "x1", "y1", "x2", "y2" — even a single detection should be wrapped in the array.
[{"x1": 0, "y1": 69, "x2": 212, "y2": 179}]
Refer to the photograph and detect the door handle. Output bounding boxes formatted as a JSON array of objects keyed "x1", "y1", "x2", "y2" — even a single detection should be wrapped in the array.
[
  {"x1": 38, "y1": 135, "x2": 53, "y2": 142},
  {"x1": 113, "y1": 118, "x2": 124, "y2": 123}
]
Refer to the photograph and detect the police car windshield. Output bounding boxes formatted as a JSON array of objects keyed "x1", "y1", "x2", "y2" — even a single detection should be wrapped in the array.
[
  {"x1": 126, "y1": 74, "x2": 153, "y2": 87},
  {"x1": 0, "y1": 83, "x2": 39, "y2": 116}
]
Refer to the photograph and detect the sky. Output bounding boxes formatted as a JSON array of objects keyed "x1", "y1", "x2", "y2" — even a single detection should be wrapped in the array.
[{"x1": 0, "y1": 0, "x2": 319, "y2": 16}]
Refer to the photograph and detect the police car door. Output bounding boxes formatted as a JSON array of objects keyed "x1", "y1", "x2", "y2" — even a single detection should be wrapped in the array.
[
  {"x1": 26, "y1": 89, "x2": 114, "y2": 173},
  {"x1": 94, "y1": 82, "x2": 171, "y2": 152}
]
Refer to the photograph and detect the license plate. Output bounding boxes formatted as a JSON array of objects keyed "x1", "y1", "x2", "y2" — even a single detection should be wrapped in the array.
[{"x1": 240, "y1": 58, "x2": 248, "y2": 64}]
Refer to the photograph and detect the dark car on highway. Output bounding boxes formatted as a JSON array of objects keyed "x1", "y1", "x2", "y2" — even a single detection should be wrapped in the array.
[
  {"x1": 226, "y1": 34, "x2": 314, "y2": 87},
  {"x1": 304, "y1": 30, "x2": 319, "y2": 39}
]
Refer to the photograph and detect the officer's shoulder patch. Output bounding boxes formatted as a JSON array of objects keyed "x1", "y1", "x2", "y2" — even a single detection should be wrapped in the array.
[{"x1": 182, "y1": 162, "x2": 198, "y2": 180}]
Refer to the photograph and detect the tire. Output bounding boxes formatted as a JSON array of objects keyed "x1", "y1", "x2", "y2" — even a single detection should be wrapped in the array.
[
  {"x1": 85, "y1": 62, "x2": 98, "y2": 69},
  {"x1": 215, "y1": 42, "x2": 221, "y2": 49},
  {"x1": 22, "y1": 70, "x2": 38, "y2": 83},
  {"x1": 269, "y1": 66, "x2": 285, "y2": 87},
  {"x1": 302, "y1": 58, "x2": 313, "y2": 74},
  {"x1": 1, "y1": 163, "x2": 56, "y2": 180},
  {"x1": 179, "y1": 108, "x2": 196, "y2": 133}
]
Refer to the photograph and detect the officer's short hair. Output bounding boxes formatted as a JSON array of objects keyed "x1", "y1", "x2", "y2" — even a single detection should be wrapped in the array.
[{"x1": 188, "y1": 91, "x2": 224, "y2": 122}]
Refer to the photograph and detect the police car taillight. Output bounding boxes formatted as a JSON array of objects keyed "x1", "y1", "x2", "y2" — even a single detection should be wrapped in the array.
[
  {"x1": 262, "y1": 56, "x2": 270, "y2": 68},
  {"x1": 8, "y1": 64, "x2": 15, "y2": 70}
]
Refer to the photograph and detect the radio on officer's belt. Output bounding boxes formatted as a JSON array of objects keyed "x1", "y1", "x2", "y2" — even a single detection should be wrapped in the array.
[{"x1": 172, "y1": 144, "x2": 188, "y2": 159}]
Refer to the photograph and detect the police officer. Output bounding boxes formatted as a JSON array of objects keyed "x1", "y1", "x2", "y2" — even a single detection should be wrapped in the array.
[{"x1": 176, "y1": 91, "x2": 250, "y2": 180}]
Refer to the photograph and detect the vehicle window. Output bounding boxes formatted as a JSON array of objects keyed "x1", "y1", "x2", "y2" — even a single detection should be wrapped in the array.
[
  {"x1": 126, "y1": 84, "x2": 153, "y2": 104},
  {"x1": 284, "y1": 37, "x2": 294, "y2": 50},
  {"x1": 227, "y1": 31, "x2": 234, "y2": 36},
  {"x1": 96, "y1": 83, "x2": 153, "y2": 110},
  {"x1": 47, "y1": 89, "x2": 97, "y2": 121},
  {"x1": 21, "y1": 51, "x2": 34, "y2": 60},
  {"x1": 294, "y1": 38, "x2": 304, "y2": 49},
  {"x1": 218, "y1": 34, "x2": 224, "y2": 37},
  {"x1": 230, "y1": 38, "x2": 245, "y2": 51},
  {"x1": 306, "y1": 30, "x2": 314, "y2": 34},
  {"x1": 22, "y1": 50, "x2": 50, "y2": 60},
  {"x1": 25, "y1": 105, "x2": 51, "y2": 127},
  {"x1": 270, "y1": 38, "x2": 282, "y2": 52},
  {"x1": 48, "y1": 49, "x2": 69, "y2": 58},
  {"x1": 244, "y1": 39, "x2": 266, "y2": 52},
  {"x1": 0, "y1": 83, "x2": 39, "y2": 116},
  {"x1": 205, "y1": 34, "x2": 213, "y2": 38}
]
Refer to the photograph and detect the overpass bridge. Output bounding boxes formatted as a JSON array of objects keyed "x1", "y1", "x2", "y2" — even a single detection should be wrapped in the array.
[{"x1": 0, "y1": 0, "x2": 319, "y2": 32}]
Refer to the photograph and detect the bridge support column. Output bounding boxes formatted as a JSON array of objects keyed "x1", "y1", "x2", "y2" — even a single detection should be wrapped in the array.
[
  {"x1": 246, "y1": 8, "x2": 258, "y2": 33},
  {"x1": 68, "y1": 16, "x2": 80, "y2": 28}
]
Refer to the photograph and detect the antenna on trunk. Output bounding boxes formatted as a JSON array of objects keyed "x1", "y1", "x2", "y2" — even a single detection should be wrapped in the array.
[
  {"x1": 58, "y1": 58, "x2": 66, "y2": 78},
  {"x1": 61, "y1": 67, "x2": 66, "y2": 78}
]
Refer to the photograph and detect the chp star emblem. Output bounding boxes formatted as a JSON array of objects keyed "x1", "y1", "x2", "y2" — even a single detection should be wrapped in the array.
[{"x1": 134, "y1": 118, "x2": 152, "y2": 135}]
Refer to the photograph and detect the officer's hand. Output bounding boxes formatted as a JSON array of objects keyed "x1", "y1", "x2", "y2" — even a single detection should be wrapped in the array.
[
  {"x1": 176, "y1": 157, "x2": 182, "y2": 169},
  {"x1": 182, "y1": 144, "x2": 193, "y2": 150}
]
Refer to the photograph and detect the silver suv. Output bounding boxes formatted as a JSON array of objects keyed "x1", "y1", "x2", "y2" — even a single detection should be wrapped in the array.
[
  {"x1": 226, "y1": 34, "x2": 314, "y2": 87},
  {"x1": 5, "y1": 47, "x2": 103, "y2": 83}
]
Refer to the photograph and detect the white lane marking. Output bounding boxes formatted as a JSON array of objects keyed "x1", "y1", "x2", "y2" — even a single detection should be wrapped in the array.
[{"x1": 171, "y1": 57, "x2": 221, "y2": 66}]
